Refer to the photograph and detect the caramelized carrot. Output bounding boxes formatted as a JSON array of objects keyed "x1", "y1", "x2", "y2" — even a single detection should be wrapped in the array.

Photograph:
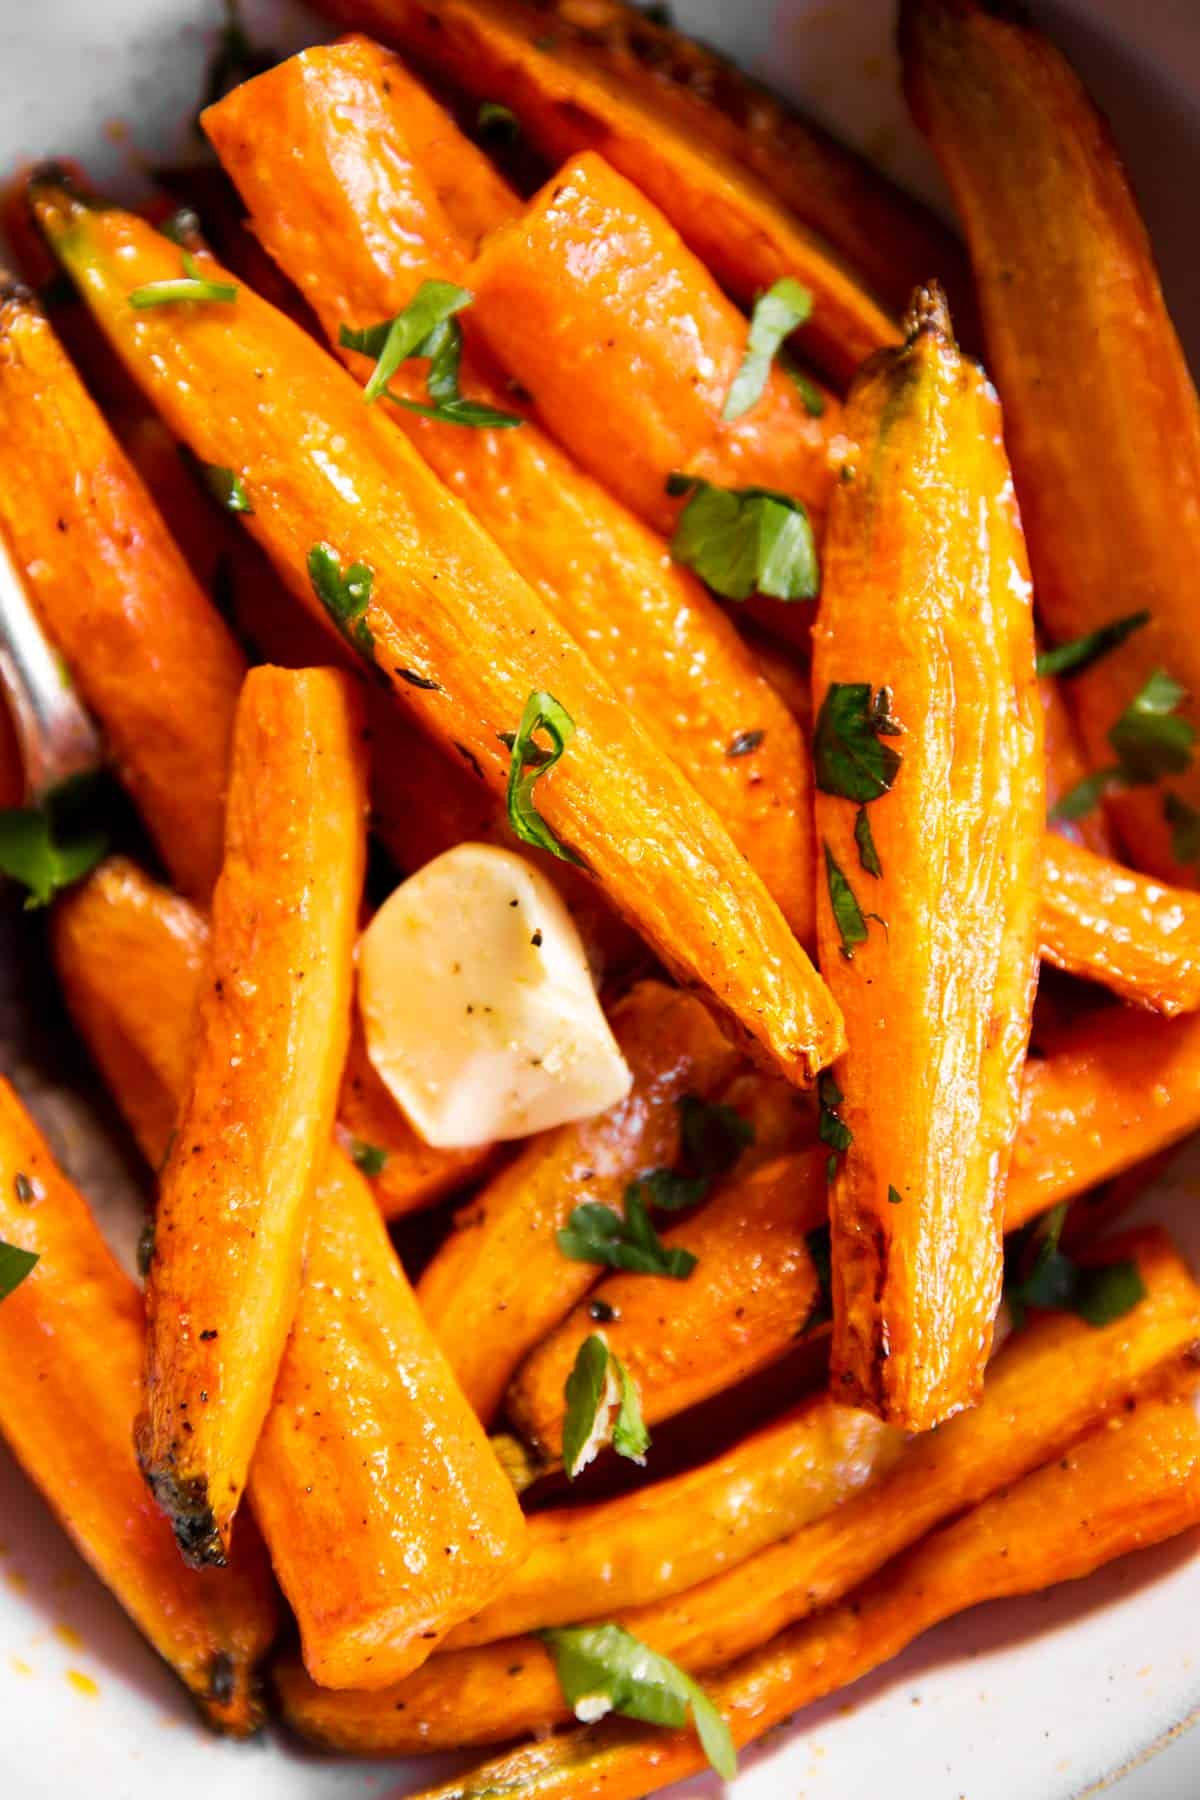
[
  {"x1": 1039, "y1": 836, "x2": 1200, "y2": 1017},
  {"x1": 275, "y1": 1229, "x2": 1199, "y2": 1752},
  {"x1": 903, "y1": 0, "x2": 1200, "y2": 883},
  {"x1": 50, "y1": 858, "x2": 527, "y2": 1688},
  {"x1": 405, "y1": 1392, "x2": 1200, "y2": 1799},
  {"x1": 0, "y1": 1079, "x2": 277, "y2": 1733},
  {"x1": 416, "y1": 982, "x2": 740, "y2": 1422},
  {"x1": 204, "y1": 43, "x2": 819, "y2": 938},
  {"x1": 813, "y1": 289, "x2": 1043, "y2": 1429},
  {"x1": 506, "y1": 1149, "x2": 827, "y2": 1458},
  {"x1": 309, "y1": 0, "x2": 906, "y2": 383},
  {"x1": 138, "y1": 668, "x2": 367, "y2": 1566},
  {"x1": 468, "y1": 151, "x2": 840, "y2": 538},
  {"x1": 31, "y1": 179, "x2": 843, "y2": 1087},
  {"x1": 446, "y1": 1401, "x2": 900, "y2": 1650},
  {"x1": 1040, "y1": 669, "x2": 1115, "y2": 860},
  {"x1": 0, "y1": 281, "x2": 245, "y2": 900}
]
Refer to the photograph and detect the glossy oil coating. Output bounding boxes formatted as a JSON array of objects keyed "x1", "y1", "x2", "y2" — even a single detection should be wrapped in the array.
[
  {"x1": 416, "y1": 981, "x2": 741, "y2": 1423},
  {"x1": 275, "y1": 1230, "x2": 1200, "y2": 1754},
  {"x1": 204, "y1": 42, "x2": 819, "y2": 940},
  {"x1": 903, "y1": 0, "x2": 1200, "y2": 883},
  {"x1": 0, "y1": 1079, "x2": 277, "y2": 1734},
  {"x1": 506, "y1": 1147, "x2": 826, "y2": 1456},
  {"x1": 813, "y1": 290, "x2": 1043, "y2": 1430},
  {"x1": 0, "y1": 287, "x2": 245, "y2": 900},
  {"x1": 1040, "y1": 835, "x2": 1200, "y2": 1017},
  {"x1": 138, "y1": 668, "x2": 367, "y2": 1565},
  {"x1": 311, "y1": 0, "x2": 905, "y2": 384},
  {"x1": 406, "y1": 1392, "x2": 1200, "y2": 1799},
  {"x1": 468, "y1": 150, "x2": 840, "y2": 539},
  {"x1": 31, "y1": 183, "x2": 843, "y2": 1086}
]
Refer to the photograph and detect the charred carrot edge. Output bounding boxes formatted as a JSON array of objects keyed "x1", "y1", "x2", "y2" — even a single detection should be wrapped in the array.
[
  {"x1": 309, "y1": 0, "x2": 903, "y2": 384},
  {"x1": 51, "y1": 857, "x2": 527, "y2": 1688},
  {"x1": 203, "y1": 44, "x2": 820, "y2": 941},
  {"x1": 446, "y1": 1397, "x2": 901, "y2": 1649},
  {"x1": 1039, "y1": 836, "x2": 1200, "y2": 1017},
  {"x1": 416, "y1": 981, "x2": 742, "y2": 1422},
  {"x1": 273, "y1": 1229, "x2": 1200, "y2": 1753},
  {"x1": 404, "y1": 1391, "x2": 1200, "y2": 1799},
  {"x1": 31, "y1": 180, "x2": 844, "y2": 1088},
  {"x1": 0, "y1": 1078, "x2": 277, "y2": 1733},
  {"x1": 506, "y1": 1147, "x2": 827, "y2": 1457},
  {"x1": 1040, "y1": 669, "x2": 1116, "y2": 860},
  {"x1": 138, "y1": 667, "x2": 367, "y2": 1566},
  {"x1": 903, "y1": 0, "x2": 1200, "y2": 884},
  {"x1": 467, "y1": 150, "x2": 839, "y2": 540},
  {"x1": 0, "y1": 280, "x2": 246, "y2": 901},
  {"x1": 814, "y1": 289, "x2": 1043, "y2": 1429}
]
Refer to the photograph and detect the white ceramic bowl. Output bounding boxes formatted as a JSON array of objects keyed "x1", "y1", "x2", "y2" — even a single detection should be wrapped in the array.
[{"x1": 1, "y1": 2, "x2": 1198, "y2": 1795}]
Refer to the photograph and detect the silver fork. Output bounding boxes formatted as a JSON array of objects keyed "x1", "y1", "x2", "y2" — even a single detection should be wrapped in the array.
[{"x1": 0, "y1": 524, "x2": 102, "y2": 803}]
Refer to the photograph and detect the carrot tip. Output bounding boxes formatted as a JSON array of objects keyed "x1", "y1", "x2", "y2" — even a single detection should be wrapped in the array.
[
  {"x1": 138, "y1": 1455, "x2": 227, "y2": 1569},
  {"x1": 903, "y1": 280, "x2": 955, "y2": 344}
]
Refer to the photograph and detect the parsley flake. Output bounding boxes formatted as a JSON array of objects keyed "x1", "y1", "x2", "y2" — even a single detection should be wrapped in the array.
[
  {"x1": 824, "y1": 842, "x2": 870, "y2": 959},
  {"x1": 1035, "y1": 611, "x2": 1150, "y2": 679},
  {"x1": 1052, "y1": 668, "x2": 1195, "y2": 820},
  {"x1": 1166, "y1": 792, "x2": 1200, "y2": 865},
  {"x1": 1005, "y1": 1202, "x2": 1146, "y2": 1331},
  {"x1": 667, "y1": 476, "x2": 818, "y2": 603},
  {"x1": 307, "y1": 543, "x2": 375, "y2": 657},
  {"x1": 557, "y1": 1187, "x2": 697, "y2": 1279},
  {"x1": 200, "y1": 463, "x2": 252, "y2": 513},
  {"x1": 505, "y1": 690, "x2": 583, "y2": 865},
  {"x1": 339, "y1": 279, "x2": 522, "y2": 427},
  {"x1": 0, "y1": 776, "x2": 108, "y2": 909},
  {"x1": 804, "y1": 1222, "x2": 833, "y2": 1331},
  {"x1": 349, "y1": 1139, "x2": 389, "y2": 1178},
  {"x1": 128, "y1": 250, "x2": 237, "y2": 309},
  {"x1": 561, "y1": 1335, "x2": 649, "y2": 1478},
  {"x1": 814, "y1": 683, "x2": 903, "y2": 803},
  {"x1": 0, "y1": 1240, "x2": 38, "y2": 1303},
  {"x1": 723, "y1": 277, "x2": 813, "y2": 423}
]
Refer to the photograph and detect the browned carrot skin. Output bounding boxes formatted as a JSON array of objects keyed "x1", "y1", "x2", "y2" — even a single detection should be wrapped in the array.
[
  {"x1": 814, "y1": 290, "x2": 1043, "y2": 1429},
  {"x1": 903, "y1": 0, "x2": 1200, "y2": 883},
  {"x1": 203, "y1": 43, "x2": 820, "y2": 941},
  {"x1": 273, "y1": 1230, "x2": 1200, "y2": 1753},
  {"x1": 404, "y1": 1393, "x2": 1200, "y2": 1800},
  {"x1": 468, "y1": 150, "x2": 840, "y2": 540},
  {"x1": 1039, "y1": 836, "x2": 1200, "y2": 1017},
  {"x1": 31, "y1": 180, "x2": 843, "y2": 1087},
  {"x1": 506, "y1": 1148, "x2": 826, "y2": 1457},
  {"x1": 0, "y1": 281, "x2": 245, "y2": 901},
  {"x1": 416, "y1": 982, "x2": 742, "y2": 1422},
  {"x1": 0, "y1": 1079, "x2": 277, "y2": 1733},
  {"x1": 138, "y1": 668, "x2": 367, "y2": 1566},
  {"x1": 310, "y1": 0, "x2": 907, "y2": 384}
]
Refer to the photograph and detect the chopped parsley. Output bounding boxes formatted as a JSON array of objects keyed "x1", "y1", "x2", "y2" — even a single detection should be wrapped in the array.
[
  {"x1": 557, "y1": 1186, "x2": 697, "y2": 1279},
  {"x1": 339, "y1": 279, "x2": 522, "y2": 427},
  {"x1": 1005, "y1": 1202, "x2": 1146, "y2": 1331},
  {"x1": 349, "y1": 1139, "x2": 389, "y2": 1178},
  {"x1": 1166, "y1": 792, "x2": 1200, "y2": 865},
  {"x1": 504, "y1": 691, "x2": 584, "y2": 865},
  {"x1": 667, "y1": 476, "x2": 818, "y2": 603},
  {"x1": 817, "y1": 1069, "x2": 852, "y2": 1184},
  {"x1": 814, "y1": 683, "x2": 903, "y2": 878},
  {"x1": 0, "y1": 1240, "x2": 38, "y2": 1303},
  {"x1": 1035, "y1": 611, "x2": 1150, "y2": 679},
  {"x1": 200, "y1": 464, "x2": 252, "y2": 513},
  {"x1": 0, "y1": 775, "x2": 107, "y2": 909},
  {"x1": 128, "y1": 250, "x2": 237, "y2": 309},
  {"x1": 824, "y1": 842, "x2": 871, "y2": 959},
  {"x1": 561, "y1": 1334, "x2": 649, "y2": 1479},
  {"x1": 805, "y1": 1222, "x2": 833, "y2": 1330},
  {"x1": 307, "y1": 543, "x2": 375, "y2": 657},
  {"x1": 723, "y1": 277, "x2": 813, "y2": 423},
  {"x1": 1052, "y1": 668, "x2": 1195, "y2": 820}
]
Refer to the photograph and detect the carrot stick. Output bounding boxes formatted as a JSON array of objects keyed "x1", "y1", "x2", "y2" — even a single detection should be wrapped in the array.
[
  {"x1": 506, "y1": 1148, "x2": 827, "y2": 1458},
  {"x1": 404, "y1": 1391, "x2": 1200, "y2": 1799},
  {"x1": 202, "y1": 41, "x2": 819, "y2": 939},
  {"x1": 308, "y1": 0, "x2": 911, "y2": 384},
  {"x1": 274, "y1": 1228, "x2": 1200, "y2": 1752},
  {"x1": 467, "y1": 150, "x2": 840, "y2": 539},
  {"x1": 1039, "y1": 835, "x2": 1200, "y2": 1017},
  {"x1": 30, "y1": 176, "x2": 843, "y2": 1087},
  {"x1": 0, "y1": 1078, "x2": 277, "y2": 1733},
  {"x1": 0, "y1": 280, "x2": 245, "y2": 900},
  {"x1": 416, "y1": 981, "x2": 741, "y2": 1422},
  {"x1": 138, "y1": 667, "x2": 367, "y2": 1566},
  {"x1": 903, "y1": 0, "x2": 1200, "y2": 883},
  {"x1": 813, "y1": 288, "x2": 1043, "y2": 1429}
]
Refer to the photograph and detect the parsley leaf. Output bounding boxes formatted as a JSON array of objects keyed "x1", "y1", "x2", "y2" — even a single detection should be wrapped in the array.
[
  {"x1": 723, "y1": 277, "x2": 813, "y2": 423},
  {"x1": 625, "y1": 1167, "x2": 708, "y2": 1213},
  {"x1": 200, "y1": 463, "x2": 252, "y2": 513},
  {"x1": 539, "y1": 1623, "x2": 735, "y2": 1779},
  {"x1": 128, "y1": 250, "x2": 237, "y2": 309},
  {"x1": 1166, "y1": 792, "x2": 1200, "y2": 864},
  {"x1": 813, "y1": 683, "x2": 903, "y2": 804},
  {"x1": 0, "y1": 776, "x2": 107, "y2": 909},
  {"x1": 817, "y1": 1070, "x2": 852, "y2": 1161},
  {"x1": 349, "y1": 1139, "x2": 389, "y2": 1178},
  {"x1": 1005, "y1": 1203, "x2": 1146, "y2": 1332},
  {"x1": 1108, "y1": 668, "x2": 1194, "y2": 784},
  {"x1": 477, "y1": 100, "x2": 520, "y2": 140},
  {"x1": 1051, "y1": 768, "x2": 1115, "y2": 823},
  {"x1": 557, "y1": 1189, "x2": 697, "y2": 1279},
  {"x1": 0, "y1": 1240, "x2": 38, "y2": 1302},
  {"x1": 781, "y1": 356, "x2": 826, "y2": 417},
  {"x1": 804, "y1": 1222, "x2": 833, "y2": 1329},
  {"x1": 561, "y1": 1335, "x2": 649, "y2": 1478},
  {"x1": 307, "y1": 543, "x2": 375, "y2": 657},
  {"x1": 667, "y1": 476, "x2": 818, "y2": 603},
  {"x1": 678, "y1": 1094, "x2": 753, "y2": 1180},
  {"x1": 340, "y1": 279, "x2": 522, "y2": 426},
  {"x1": 854, "y1": 806, "x2": 883, "y2": 878},
  {"x1": 824, "y1": 842, "x2": 869, "y2": 959},
  {"x1": 1035, "y1": 611, "x2": 1150, "y2": 679},
  {"x1": 505, "y1": 690, "x2": 584, "y2": 865}
]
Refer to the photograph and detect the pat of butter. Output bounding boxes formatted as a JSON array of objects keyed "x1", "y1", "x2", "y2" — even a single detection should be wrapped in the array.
[{"x1": 357, "y1": 843, "x2": 633, "y2": 1149}]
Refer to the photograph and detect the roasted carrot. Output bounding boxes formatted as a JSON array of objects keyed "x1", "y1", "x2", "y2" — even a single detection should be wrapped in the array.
[
  {"x1": 275, "y1": 1228, "x2": 1199, "y2": 1752},
  {"x1": 204, "y1": 44, "x2": 819, "y2": 939},
  {"x1": 138, "y1": 667, "x2": 367, "y2": 1566},
  {"x1": 0, "y1": 692, "x2": 24, "y2": 811},
  {"x1": 468, "y1": 151, "x2": 839, "y2": 539},
  {"x1": 1040, "y1": 669, "x2": 1115, "y2": 860},
  {"x1": 0, "y1": 280, "x2": 245, "y2": 900},
  {"x1": 50, "y1": 858, "x2": 528, "y2": 1687},
  {"x1": 903, "y1": 0, "x2": 1200, "y2": 883},
  {"x1": 506, "y1": 1148, "x2": 827, "y2": 1458},
  {"x1": 446, "y1": 1396, "x2": 900, "y2": 1651},
  {"x1": 813, "y1": 288, "x2": 1043, "y2": 1429},
  {"x1": 1039, "y1": 836, "x2": 1200, "y2": 1017},
  {"x1": 406, "y1": 1392, "x2": 1200, "y2": 1800},
  {"x1": 309, "y1": 0, "x2": 906, "y2": 384},
  {"x1": 0, "y1": 1078, "x2": 277, "y2": 1733},
  {"x1": 416, "y1": 982, "x2": 741, "y2": 1422},
  {"x1": 31, "y1": 179, "x2": 843, "y2": 1087}
]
